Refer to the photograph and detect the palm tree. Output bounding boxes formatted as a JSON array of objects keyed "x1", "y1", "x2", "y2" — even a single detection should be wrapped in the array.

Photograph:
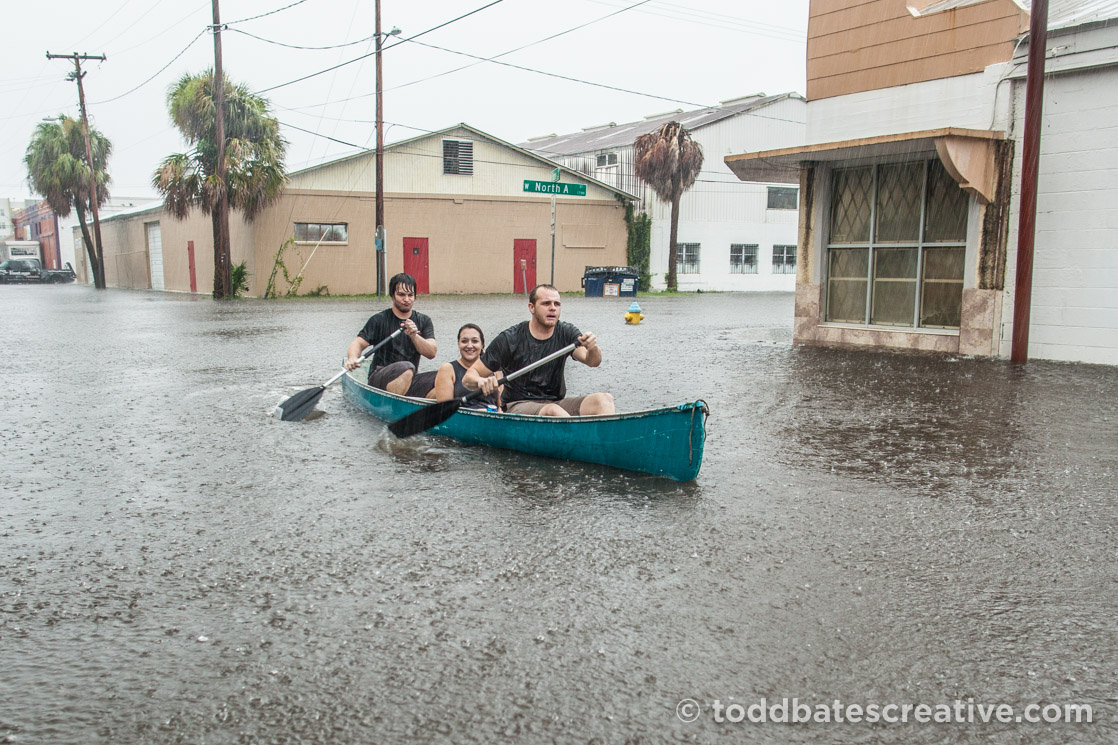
[
  {"x1": 154, "y1": 70, "x2": 288, "y2": 299},
  {"x1": 633, "y1": 121, "x2": 704, "y2": 291},
  {"x1": 24, "y1": 116, "x2": 112, "y2": 289}
]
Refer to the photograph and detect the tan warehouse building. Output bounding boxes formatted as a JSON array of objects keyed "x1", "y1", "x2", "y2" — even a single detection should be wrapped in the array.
[{"x1": 77, "y1": 124, "x2": 634, "y2": 296}]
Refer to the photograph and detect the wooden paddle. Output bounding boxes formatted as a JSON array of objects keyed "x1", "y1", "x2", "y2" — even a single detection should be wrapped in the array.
[
  {"x1": 275, "y1": 328, "x2": 403, "y2": 421},
  {"x1": 388, "y1": 341, "x2": 579, "y2": 438}
]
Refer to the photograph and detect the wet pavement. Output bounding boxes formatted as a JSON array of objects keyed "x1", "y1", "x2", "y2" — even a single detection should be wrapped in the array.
[{"x1": 1, "y1": 285, "x2": 1115, "y2": 744}]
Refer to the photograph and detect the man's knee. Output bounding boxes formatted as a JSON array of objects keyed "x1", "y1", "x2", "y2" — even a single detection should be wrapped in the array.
[
  {"x1": 385, "y1": 369, "x2": 413, "y2": 395},
  {"x1": 579, "y1": 392, "x2": 615, "y2": 415},
  {"x1": 540, "y1": 403, "x2": 571, "y2": 417}
]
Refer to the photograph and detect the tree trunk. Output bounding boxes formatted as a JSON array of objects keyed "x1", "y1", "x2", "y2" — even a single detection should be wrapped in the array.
[
  {"x1": 74, "y1": 200, "x2": 104, "y2": 289},
  {"x1": 211, "y1": 209, "x2": 227, "y2": 299},
  {"x1": 666, "y1": 193, "x2": 680, "y2": 292}
]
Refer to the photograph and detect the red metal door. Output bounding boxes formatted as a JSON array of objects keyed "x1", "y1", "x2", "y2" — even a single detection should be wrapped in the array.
[
  {"x1": 513, "y1": 239, "x2": 537, "y2": 294},
  {"x1": 403, "y1": 237, "x2": 429, "y2": 294},
  {"x1": 187, "y1": 240, "x2": 198, "y2": 293}
]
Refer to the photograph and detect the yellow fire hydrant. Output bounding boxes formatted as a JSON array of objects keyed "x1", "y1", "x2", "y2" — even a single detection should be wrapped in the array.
[{"x1": 624, "y1": 301, "x2": 645, "y2": 325}]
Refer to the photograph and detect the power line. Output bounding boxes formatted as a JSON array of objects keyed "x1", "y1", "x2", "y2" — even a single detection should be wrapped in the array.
[
  {"x1": 389, "y1": 0, "x2": 653, "y2": 92},
  {"x1": 95, "y1": 0, "x2": 177, "y2": 54},
  {"x1": 225, "y1": 0, "x2": 312, "y2": 26},
  {"x1": 587, "y1": 0, "x2": 805, "y2": 42},
  {"x1": 255, "y1": 0, "x2": 506, "y2": 94},
  {"x1": 399, "y1": 37, "x2": 713, "y2": 108},
  {"x1": 61, "y1": 0, "x2": 138, "y2": 51},
  {"x1": 91, "y1": 28, "x2": 208, "y2": 105},
  {"x1": 228, "y1": 27, "x2": 379, "y2": 51},
  {"x1": 105, "y1": 1, "x2": 210, "y2": 57}
]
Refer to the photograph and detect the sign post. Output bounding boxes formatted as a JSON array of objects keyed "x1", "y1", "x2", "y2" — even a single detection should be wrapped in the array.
[
  {"x1": 550, "y1": 169, "x2": 558, "y2": 285},
  {"x1": 524, "y1": 173, "x2": 585, "y2": 284}
]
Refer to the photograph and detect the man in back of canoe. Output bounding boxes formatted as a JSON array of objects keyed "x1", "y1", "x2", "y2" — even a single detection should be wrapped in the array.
[
  {"x1": 344, "y1": 272, "x2": 438, "y2": 396},
  {"x1": 463, "y1": 284, "x2": 615, "y2": 417}
]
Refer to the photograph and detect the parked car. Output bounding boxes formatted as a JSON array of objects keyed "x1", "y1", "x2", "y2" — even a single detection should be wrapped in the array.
[{"x1": 0, "y1": 258, "x2": 77, "y2": 283}]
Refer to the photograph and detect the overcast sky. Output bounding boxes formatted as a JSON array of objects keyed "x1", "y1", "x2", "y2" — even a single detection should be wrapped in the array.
[{"x1": 0, "y1": 0, "x2": 808, "y2": 201}]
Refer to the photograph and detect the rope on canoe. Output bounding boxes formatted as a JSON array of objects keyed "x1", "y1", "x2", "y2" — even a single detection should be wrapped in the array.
[{"x1": 688, "y1": 399, "x2": 710, "y2": 466}]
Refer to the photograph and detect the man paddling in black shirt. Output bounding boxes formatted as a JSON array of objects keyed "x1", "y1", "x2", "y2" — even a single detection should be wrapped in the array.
[
  {"x1": 463, "y1": 284, "x2": 615, "y2": 416},
  {"x1": 344, "y1": 272, "x2": 438, "y2": 397}
]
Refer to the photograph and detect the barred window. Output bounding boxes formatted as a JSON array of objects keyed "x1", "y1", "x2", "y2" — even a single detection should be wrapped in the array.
[
  {"x1": 294, "y1": 222, "x2": 348, "y2": 243},
  {"x1": 443, "y1": 139, "x2": 474, "y2": 175},
  {"x1": 677, "y1": 243, "x2": 701, "y2": 274},
  {"x1": 826, "y1": 159, "x2": 967, "y2": 328},
  {"x1": 730, "y1": 244, "x2": 758, "y2": 274},
  {"x1": 772, "y1": 245, "x2": 797, "y2": 274}
]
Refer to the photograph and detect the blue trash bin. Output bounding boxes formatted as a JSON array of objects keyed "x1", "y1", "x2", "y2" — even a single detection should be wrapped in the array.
[{"x1": 582, "y1": 266, "x2": 610, "y2": 297}]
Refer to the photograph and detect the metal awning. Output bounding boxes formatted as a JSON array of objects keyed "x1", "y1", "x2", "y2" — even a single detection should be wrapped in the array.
[{"x1": 724, "y1": 127, "x2": 1006, "y2": 204}]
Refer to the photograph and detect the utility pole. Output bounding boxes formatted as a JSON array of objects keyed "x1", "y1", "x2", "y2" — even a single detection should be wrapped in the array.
[
  {"x1": 375, "y1": 0, "x2": 386, "y2": 298},
  {"x1": 211, "y1": 0, "x2": 232, "y2": 299},
  {"x1": 46, "y1": 51, "x2": 107, "y2": 290},
  {"x1": 1011, "y1": 0, "x2": 1049, "y2": 363}
]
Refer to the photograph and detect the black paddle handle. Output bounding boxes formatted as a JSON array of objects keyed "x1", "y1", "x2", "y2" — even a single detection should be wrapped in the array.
[{"x1": 459, "y1": 341, "x2": 580, "y2": 405}]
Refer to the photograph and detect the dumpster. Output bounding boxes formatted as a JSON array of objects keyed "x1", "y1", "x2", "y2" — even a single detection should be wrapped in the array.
[{"x1": 582, "y1": 266, "x2": 639, "y2": 297}]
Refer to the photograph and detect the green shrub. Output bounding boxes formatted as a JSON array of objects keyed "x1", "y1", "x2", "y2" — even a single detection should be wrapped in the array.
[{"x1": 231, "y1": 261, "x2": 250, "y2": 298}]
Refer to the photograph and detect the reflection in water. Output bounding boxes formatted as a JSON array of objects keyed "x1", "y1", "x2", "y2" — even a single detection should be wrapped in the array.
[
  {"x1": 774, "y1": 347, "x2": 1118, "y2": 502},
  {"x1": 1, "y1": 288, "x2": 1115, "y2": 745}
]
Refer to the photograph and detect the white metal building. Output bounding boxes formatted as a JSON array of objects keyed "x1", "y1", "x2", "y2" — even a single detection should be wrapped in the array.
[{"x1": 522, "y1": 94, "x2": 807, "y2": 292}]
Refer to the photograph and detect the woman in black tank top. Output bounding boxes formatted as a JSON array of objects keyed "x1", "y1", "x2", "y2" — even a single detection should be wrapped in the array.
[{"x1": 433, "y1": 324, "x2": 498, "y2": 409}]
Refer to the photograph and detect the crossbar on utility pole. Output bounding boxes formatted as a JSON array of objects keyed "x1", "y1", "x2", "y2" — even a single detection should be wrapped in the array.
[{"x1": 46, "y1": 51, "x2": 107, "y2": 289}]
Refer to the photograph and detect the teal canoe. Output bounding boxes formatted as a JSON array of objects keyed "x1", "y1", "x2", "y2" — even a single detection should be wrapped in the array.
[{"x1": 341, "y1": 367, "x2": 709, "y2": 481}]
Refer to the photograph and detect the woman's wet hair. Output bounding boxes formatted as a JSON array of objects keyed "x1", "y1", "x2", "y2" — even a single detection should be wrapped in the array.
[{"x1": 458, "y1": 323, "x2": 484, "y2": 349}]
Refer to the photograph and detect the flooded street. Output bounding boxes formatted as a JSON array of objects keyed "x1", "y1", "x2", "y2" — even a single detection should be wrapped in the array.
[{"x1": 1, "y1": 285, "x2": 1115, "y2": 744}]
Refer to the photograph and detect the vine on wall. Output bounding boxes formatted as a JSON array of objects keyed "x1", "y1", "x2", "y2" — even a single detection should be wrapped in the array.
[{"x1": 623, "y1": 201, "x2": 652, "y2": 291}]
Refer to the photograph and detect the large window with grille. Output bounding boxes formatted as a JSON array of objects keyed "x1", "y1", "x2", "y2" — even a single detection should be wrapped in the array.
[
  {"x1": 677, "y1": 243, "x2": 700, "y2": 274},
  {"x1": 826, "y1": 159, "x2": 967, "y2": 329},
  {"x1": 730, "y1": 244, "x2": 758, "y2": 274},
  {"x1": 773, "y1": 245, "x2": 797, "y2": 274}
]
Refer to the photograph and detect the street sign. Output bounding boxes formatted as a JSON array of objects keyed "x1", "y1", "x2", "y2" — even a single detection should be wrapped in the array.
[{"x1": 523, "y1": 180, "x2": 586, "y2": 197}]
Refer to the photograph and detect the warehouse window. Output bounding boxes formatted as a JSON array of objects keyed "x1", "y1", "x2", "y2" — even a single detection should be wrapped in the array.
[
  {"x1": 443, "y1": 139, "x2": 474, "y2": 175},
  {"x1": 730, "y1": 244, "x2": 758, "y2": 274},
  {"x1": 294, "y1": 222, "x2": 348, "y2": 243},
  {"x1": 826, "y1": 159, "x2": 967, "y2": 328},
  {"x1": 677, "y1": 243, "x2": 701, "y2": 274},
  {"x1": 595, "y1": 152, "x2": 618, "y2": 167},
  {"x1": 772, "y1": 245, "x2": 797, "y2": 274},
  {"x1": 767, "y1": 186, "x2": 798, "y2": 210}
]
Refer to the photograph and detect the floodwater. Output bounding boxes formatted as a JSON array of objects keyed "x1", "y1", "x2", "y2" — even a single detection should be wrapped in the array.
[{"x1": 1, "y1": 285, "x2": 1115, "y2": 745}]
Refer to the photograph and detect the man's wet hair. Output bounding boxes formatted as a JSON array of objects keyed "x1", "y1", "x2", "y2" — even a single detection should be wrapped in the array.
[
  {"x1": 390, "y1": 273, "x2": 417, "y2": 296},
  {"x1": 529, "y1": 284, "x2": 558, "y2": 304}
]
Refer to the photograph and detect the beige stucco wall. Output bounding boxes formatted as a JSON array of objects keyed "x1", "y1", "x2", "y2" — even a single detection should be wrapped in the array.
[
  {"x1": 92, "y1": 207, "x2": 255, "y2": 293},
  {"x1": 252, "y1": 190, "x2": 627, "y2": 297}
]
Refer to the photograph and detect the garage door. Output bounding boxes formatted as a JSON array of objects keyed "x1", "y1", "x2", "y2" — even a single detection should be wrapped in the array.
[{"x1": 146, "y1": 222, "x2": 164, "y2": 291}]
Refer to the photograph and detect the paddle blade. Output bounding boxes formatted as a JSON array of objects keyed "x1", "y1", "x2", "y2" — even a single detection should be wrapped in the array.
[
  {"x1": 388, "y1": 399, "x2": 463, "y2": 438},
  {"x1": 275, "y1": 385, "x2": 326, "y2": 421}
]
